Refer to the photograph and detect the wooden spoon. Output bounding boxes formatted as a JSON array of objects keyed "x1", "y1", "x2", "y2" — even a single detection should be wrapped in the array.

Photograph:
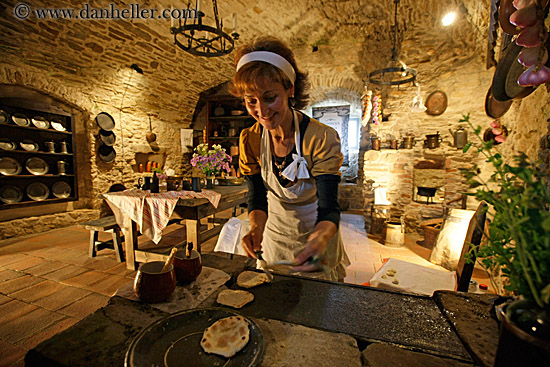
[{"x1": 161, "y1": 247, "x2": 177, "y2": 272}]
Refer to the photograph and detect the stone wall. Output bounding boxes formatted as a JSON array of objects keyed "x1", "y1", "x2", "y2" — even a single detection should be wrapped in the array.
[{"x1": 361, "y1": 58, "x2": 550, "y2": 234}]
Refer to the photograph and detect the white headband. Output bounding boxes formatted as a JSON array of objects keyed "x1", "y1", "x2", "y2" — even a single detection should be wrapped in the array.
[{"x1": 236, "y1": 51, "x2": 296, "y2": 85}]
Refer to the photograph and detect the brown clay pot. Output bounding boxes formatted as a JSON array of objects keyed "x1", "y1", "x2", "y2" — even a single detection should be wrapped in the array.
[
  {"x1": 133, "y1": 261, "x2": 176, "y2": 303},
  {"x1": 174, "y1": 249, "x2": 202, "y2": 284}
]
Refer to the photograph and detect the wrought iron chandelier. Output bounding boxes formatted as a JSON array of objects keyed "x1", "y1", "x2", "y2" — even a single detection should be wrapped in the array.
[
  {"x1": 170, "y1": 0, "x2": 239, "y2": 57},
  {"x1": 368, "y1": 0, "x2": 417, "y2": 86}
]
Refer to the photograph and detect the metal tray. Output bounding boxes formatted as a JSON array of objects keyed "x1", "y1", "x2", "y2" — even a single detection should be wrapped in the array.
[{"x1": 125, "y1": 308, "x2": 264, "y2": 367}]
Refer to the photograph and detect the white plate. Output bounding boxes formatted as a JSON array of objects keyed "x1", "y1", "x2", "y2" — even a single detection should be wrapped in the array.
[
  {"x1": 51, "y1": 120, "x2": 66, "y2": 131},
  {"x1": 32, "y1": 117, "x2": 50, "y2": 129},
  {"x1": 20, "y1": 140, "x2": 39, "y2": 152},
  {"x1": 52, "y1": 181, "x2": 71, "y2": 198},
  {"x1": 0, "y1": 139, "x2": 16, "y2": 150},
  {"x1": 26, "y1": 182, "x2": 49, "y2": 201},
  {"x1": 0, "y1": 157, "x2": 22, "y2": 175},
  {"x1": 12, "y1": 114, "x2": 29, "y2": 126},
  {"x1": 25, "y1": 157, "x2": 49, "y2": 175},
  {"x1": 0, "y1": 185, "x2": 23, "y2": 204}
]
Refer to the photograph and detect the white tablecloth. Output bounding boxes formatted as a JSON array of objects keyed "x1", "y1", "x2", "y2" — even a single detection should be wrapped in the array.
[{"x1": 103, "y1": 188, "x2": 222, "y2": 244}]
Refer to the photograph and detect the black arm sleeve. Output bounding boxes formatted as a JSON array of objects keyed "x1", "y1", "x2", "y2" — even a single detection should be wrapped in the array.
[
  {"x1": 244, "y1": 173, "x2": 268, "y2": 214},
  {"x1": 315, "y1": 174, "x2": 341, "y2": 227}
]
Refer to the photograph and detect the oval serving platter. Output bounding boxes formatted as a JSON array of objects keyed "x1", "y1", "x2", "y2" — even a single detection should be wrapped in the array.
[
  {"x1": 32, "y1": 116, "x2": 50, "y2": 129},
  {"x1": 12, "y1": 114, "x2": 30, "y2": 127},
  {"x1": 0, "y1": 138, "x2": 16, "y2": 151},
  {"x1": 25, "y1": 157, "x2": 49, "y2": 175},
  {"x1": 0, "y1": 157, "x2": 22, "y2": 176},
  {"x1": 0, "y1": 185, "x2": 23, "y2": 204},
  {"x1": 51, "y1": 119, "x2": 67, "y2": 132},
  {"x1": 52, "y1": 181, "x2": 71, "y2": 198},
  {"x1": 20, "y1": 140, "x2": 40, "y2": 152},
  {"x1": 26, "y1": 182, "x2": 50, "y2": 201}
]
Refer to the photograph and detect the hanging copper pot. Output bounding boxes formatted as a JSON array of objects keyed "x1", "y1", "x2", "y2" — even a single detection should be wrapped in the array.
[{"x1": 146, "y1": 115, "x2": 157, "y2": 143}]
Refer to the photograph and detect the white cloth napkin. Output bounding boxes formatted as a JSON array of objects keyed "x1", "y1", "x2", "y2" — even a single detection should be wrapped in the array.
[{"x1": 282, "y1": 153, "x2": 310, "y2": 181}]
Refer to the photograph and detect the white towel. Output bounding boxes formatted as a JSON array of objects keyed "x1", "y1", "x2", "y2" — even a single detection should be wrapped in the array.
[
  {"x1": 374, "y1": 187, "x2": 391, "y2": 205},
  {"x1": 214, "y1": 217, "x2": 250, "y2": 256}
]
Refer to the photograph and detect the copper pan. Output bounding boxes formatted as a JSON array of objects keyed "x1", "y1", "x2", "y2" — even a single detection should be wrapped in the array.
[{"x1": 485, "y1": 87, "x2": 513, "y2": 118}]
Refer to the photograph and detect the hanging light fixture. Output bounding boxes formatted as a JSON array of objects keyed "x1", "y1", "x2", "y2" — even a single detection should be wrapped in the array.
[
  {"x1": 369, "y1": 0, "x2": 417, "y2": 86},
  {"x1": 170, "y1": 0, "x2": 239, "y2": 57}
]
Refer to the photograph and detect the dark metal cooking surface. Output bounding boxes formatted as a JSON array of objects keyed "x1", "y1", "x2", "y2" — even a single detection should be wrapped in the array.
[{"x1": 231, "y1": 274, "x2": 472, "y2": 362}]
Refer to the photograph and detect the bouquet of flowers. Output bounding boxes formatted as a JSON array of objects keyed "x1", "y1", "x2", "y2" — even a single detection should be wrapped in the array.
[{"x1": 190, "y1": 143, "x2": 232, "y2": 177}]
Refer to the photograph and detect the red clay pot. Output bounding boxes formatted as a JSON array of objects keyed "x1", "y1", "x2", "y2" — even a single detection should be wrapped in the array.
[
  {"x1": 174, "y1": 249, "x2": 202, "y2": 284},
  {"x1": 133, "y1": 261, "x2": 176, "y2": 303}
]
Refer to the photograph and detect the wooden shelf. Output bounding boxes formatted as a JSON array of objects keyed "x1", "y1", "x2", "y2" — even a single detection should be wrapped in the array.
[{"x1": 1, "y1": 103, "x2": 78, "y2": 209}]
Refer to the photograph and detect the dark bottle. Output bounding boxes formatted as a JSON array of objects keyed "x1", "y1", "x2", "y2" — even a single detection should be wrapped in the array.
[{"x1": 151, "y1": 173, "x2": 159, "y2": 193}]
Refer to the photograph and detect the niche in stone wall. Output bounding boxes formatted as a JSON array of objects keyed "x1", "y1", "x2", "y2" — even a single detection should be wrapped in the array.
[{"x1": 413, "y1": 158, "x2": 446, "y2": 204}]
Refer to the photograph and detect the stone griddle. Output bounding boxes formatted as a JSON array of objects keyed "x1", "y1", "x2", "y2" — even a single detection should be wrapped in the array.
[{"x1": 232, "y1": 274, "x2": 472, "y2": 362}]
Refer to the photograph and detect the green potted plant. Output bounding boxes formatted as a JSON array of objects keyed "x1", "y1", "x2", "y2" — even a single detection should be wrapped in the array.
[{"x1": 460, "y1": 113, "x2": 550, "y2": 366}]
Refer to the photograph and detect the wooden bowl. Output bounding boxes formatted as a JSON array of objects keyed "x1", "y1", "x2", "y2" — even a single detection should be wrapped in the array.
[{"x1": 133, "y1": 261, "x2": 176, "y2": 303}]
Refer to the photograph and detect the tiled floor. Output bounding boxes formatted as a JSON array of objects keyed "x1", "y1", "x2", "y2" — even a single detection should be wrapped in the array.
[{"x1": 0, "y1": 212, "x2": 492, "y2": 366}]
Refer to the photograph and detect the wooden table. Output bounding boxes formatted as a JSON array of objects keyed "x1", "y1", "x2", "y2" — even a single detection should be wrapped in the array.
[{"x1": 120, "y1": 185, "x2": 248, "y2": 270}]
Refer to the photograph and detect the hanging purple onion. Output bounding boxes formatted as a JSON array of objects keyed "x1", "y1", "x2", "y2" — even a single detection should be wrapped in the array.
[
  {"x1": 518, "y1": 64, "x2": 550, "y2": 86},
  {"x1": 513, "y1": 0, "x2": 535, "y2": 9},
  {"x1": 518, "y1": 46, "x2": 548, "y2": 66},
  {"x1": 510, "y1": 5, "x2": 538, "y2": 28}
]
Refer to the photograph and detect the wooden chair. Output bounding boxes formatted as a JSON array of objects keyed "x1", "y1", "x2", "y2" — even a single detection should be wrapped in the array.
[{"x1": 368, "y1": 202, "x2": 488, "y2": 295}]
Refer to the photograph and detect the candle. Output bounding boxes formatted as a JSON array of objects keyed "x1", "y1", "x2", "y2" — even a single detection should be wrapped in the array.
[
  {"x1": 139, "y1": 163, "x2": 144, "y2": 173},
  {"x1": 232, "y1": 13, "x2": 237, "y2": 33},
  {"x1": 146, "y1": 161, "x2": 151, "y2": 172},
  {"x1": 197, "y1": 0, "x2": 201, "y2": 14},
  {"x1": 170, "y1": 6, "x2": 174, "y2": 29}
]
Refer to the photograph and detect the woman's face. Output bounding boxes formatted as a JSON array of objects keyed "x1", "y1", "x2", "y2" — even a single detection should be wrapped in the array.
[{"x1": 243, "y1": 79, "x2": 294, "y2": 131}]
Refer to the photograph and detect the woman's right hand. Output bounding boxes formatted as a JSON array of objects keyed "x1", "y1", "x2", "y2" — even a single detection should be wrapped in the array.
[
  {"x1": 241, "y1": 224, "x2": 264, "y2": 258},
  {"x1": 241, "y1": 209, "x2": 268, "y2": 258}
]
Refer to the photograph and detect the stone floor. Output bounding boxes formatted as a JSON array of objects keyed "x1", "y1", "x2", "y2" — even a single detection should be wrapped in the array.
[{"x1": 0, "y1": 212, "x2": 492, "y2": 366}]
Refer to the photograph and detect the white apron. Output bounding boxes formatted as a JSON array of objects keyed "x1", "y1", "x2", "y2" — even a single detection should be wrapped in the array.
[{"x1": 259, "y1": 110, "x2": 349, "y2": 281}]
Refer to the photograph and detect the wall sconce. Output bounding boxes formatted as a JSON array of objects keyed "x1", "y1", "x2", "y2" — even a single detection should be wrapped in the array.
[{"x1": 130, "y1": 64, "x2": 143, "y2": 74}]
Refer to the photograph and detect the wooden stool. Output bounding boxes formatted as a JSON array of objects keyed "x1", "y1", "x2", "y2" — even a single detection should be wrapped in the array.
[{"x1": 80, "y1": 216, "x2": 125, "y2": 262}]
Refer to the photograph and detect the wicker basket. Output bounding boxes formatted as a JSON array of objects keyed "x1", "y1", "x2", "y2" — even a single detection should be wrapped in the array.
[{"x1": 420, "y1": 218, "x2": 444, "y2": 249}]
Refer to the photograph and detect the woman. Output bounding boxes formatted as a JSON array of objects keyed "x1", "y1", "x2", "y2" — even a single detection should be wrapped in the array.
[{"x1": 229, "y1": 37, "x2": 349, "y2": 281}]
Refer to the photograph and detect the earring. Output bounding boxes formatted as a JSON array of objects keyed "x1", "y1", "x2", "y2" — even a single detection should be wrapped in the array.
[{"x1": 289, "y1": 96, "x2": 296, "y2": 108}]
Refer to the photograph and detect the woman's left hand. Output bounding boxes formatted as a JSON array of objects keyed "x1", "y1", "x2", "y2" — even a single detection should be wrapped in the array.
[{"x1": 292, "y1": 221, "x2": 336, "y2": 272}]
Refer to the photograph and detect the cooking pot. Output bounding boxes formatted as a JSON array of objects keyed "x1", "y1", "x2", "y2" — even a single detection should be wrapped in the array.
[
  {"x1": 402, "y1": 136, "x2": 415, "y2": 149},
  {"x1": 424, "y1": 133, "x2": 441, "y2": 149}
]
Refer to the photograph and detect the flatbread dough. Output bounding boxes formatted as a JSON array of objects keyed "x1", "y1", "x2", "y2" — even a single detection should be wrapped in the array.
[
  {"x1": 217, "y1": 289, "x2": 254, "y2": 308},
  {"x1": 237, "y1": 271, "x2": 269, "y2": 288},
  {"x1": 200, "y1": 316, "x2": 250, "y2": 358}
]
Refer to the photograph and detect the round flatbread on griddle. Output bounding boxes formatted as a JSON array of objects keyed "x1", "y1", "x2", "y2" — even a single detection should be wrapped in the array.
[
  {"x1": 217, "y1": 289, "x2": 254, "y2": 309},
  {"x1": 236, "y1": 271, "x2": 269, "y2": 288},
  {"x1": 200, "y1": 316, "x2": 250, "y2": 358}
]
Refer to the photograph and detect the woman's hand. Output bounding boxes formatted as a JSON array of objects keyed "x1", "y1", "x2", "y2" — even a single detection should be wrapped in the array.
[
  {"x1": 241, "y1": 210, "x2": 267, "y2": 258},
  {"x1": 292, "y1": 221, "x2": 337, "y2": 272}
]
